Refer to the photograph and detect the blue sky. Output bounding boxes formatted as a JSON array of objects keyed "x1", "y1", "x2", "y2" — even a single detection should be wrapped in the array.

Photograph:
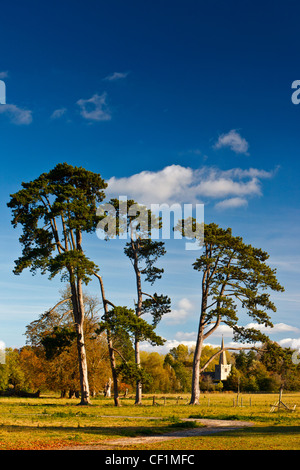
[{"x1": 1, "y1": 0, "x2": 300, "y2": 354}]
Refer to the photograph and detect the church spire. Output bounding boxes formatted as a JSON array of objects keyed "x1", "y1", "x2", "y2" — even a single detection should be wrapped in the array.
[{"x1": 219, "y1": 336, "x2": 227, "y2": 366}]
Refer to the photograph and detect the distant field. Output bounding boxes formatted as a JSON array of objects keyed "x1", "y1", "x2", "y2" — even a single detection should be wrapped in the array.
[{"x1": 0, "y1": 392, "x2": 299, "y2": 450}]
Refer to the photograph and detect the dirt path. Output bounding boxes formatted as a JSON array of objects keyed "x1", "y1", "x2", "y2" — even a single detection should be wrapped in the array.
[{"x1": 61, "y1": 417, "x2": 253, "y2": 450}]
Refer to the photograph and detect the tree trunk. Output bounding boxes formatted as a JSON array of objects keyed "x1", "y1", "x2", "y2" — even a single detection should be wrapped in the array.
[
  {"x1": 135, "y1": 337, "x2": 142, "y2": 405},
  {"x1": 105, "y1": 378, "x2": 112, "y2": 397},
  {"x1": 69, "y1": 271, "x2": 90, "y2": 405},
  {"x1": 133, "y1": 241, "x2": 143, "y2": 405},
  {"x1": 107, "y1": 330, "x2": 120, "y2": 406},
  {"x1": 75, "y1": 319, "x2": 90, "y2": 405},
  {"x1": 190, "y1": 264, "x2": 209, "y2": 405},
  {"x1": 190, "y1": 316, "x2": 205, "y2": 405},
  {"x1": 94, "y1": 272, "x2": 120, "y2": 406}
]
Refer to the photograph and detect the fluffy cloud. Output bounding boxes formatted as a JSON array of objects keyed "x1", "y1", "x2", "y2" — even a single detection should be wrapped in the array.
[
  {"x1": 246, "y1": 322, "x2": 300, "y2": 334},
  {"x1": 175, "y1": 322, "x2": 300, "y2": 342},
  {"x1": 106, "y1": 164, "x2": 274, "y2": 207},
  {"x1": 0, "y1": 104, "x2": 32, "y2": 125},
  {"x1": 77, "y1": 92, "x2": 111, "y2": 121},
  {"x1": 50, "y1": 107, "x2": 67, "y2": 120},
  {"x1": 164, "y1": 298, "x2": 194, "y2": 324},
  {"x1": 279, "y1": 338, "x2": 300, "y2": 350},
  {"x1": 214, "y1": 129, "x2": 249, "y2": 154},
  {"x1": 107, "y1": 165, "x2": 193, "y2": 205},
  {"x1": 215, "y1": 197, "x2": 248, "y2": 210},
  {"x1": 140, "y1": 322, "x2": 300, "y2": 355},
  {"x1": 103, "y1": 72, "x2": 129, "y2": 81}
]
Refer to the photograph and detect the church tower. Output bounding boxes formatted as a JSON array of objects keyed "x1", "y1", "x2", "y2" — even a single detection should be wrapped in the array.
[{"x1": 214, "y1": 337, "x2": 232, "y2": 381}]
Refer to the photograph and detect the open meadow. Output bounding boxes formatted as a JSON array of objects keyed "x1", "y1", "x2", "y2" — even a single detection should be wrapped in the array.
[{"x1": 0, "y1": 392, "x2": 299, "y2": 450}]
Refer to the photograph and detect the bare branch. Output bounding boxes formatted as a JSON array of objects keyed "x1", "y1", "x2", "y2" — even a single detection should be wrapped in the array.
[
  {"x1": 112, "y1": 347, "x2": 127, "y2": 363},
  {"x1": 61, "y1": 213, "x2": 69, "y2": 251},
  {"x1": 200, "y1": 345, "x2": 264, "y2": 373},
  {"x1": 141, "y1": 292, "x2": 159, "y2": 303},
  {"x1": 47, "y1": 298, "x2": 71, "y2": 315},
  {"x1": 203, "y1": 315, "x2": 221, "y2": 339},
  {"x1": 93, "y1": 272, "x2": 116, "y2": 309}
]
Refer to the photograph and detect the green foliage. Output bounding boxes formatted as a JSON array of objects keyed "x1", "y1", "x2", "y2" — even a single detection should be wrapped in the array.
[
  {"x1": 24, "y1": 289, "x2": 111, "y2": 396},
  {"x1": 140, "y1": 352, "x2": 177, "y2": 393},
  {"x1": 198, "y1": 223, "x2": 284, "y2": 342},
  {"x1": 142, "y1": 293, "x2": 171, "y2": 327},
  {"x1": 0, "y1": 349, "x2": 27, "y2": 393},
  {"x1": 97, "y1": 306, "x2": 166, "y2": 347},
  {"x1": 0, "y1": 363, "x2": 9, "y2": 391},
  {"x1": 116, "y1": 361, "x2": 152, "y2": 386},
  {"x1": 96, "y1": 196, "x2": 170, "y2": 402},
  {"x1": 41, "y1": 326, "x2": 77, "y2": 360},
  {"x1": 164, "y1": 345, "x2": 194, "y2": 392},
  {"x1": 226, "y1": 346, "x2": 300, "y2": 392},
  {"x1": 7, "y1": 162, "x2": 106, "y2": 282},
  {"x1": 48, "y1": 251, "x2": 97, "y2": 284},
  {"x1": 124, "y1": 239, "x2": 166, "y2": 285},
  {"x1": 176, "y1": 222, "x2": 285, "y2": 345}
]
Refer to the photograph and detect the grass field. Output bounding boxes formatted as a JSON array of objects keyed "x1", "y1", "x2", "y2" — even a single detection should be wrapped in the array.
[{"x1": 0, "y1": 392, "x2": 299, "y2": 450}]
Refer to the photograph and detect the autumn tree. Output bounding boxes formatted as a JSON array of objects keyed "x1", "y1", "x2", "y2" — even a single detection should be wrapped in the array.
[
  {"x1": 7, "y1": 163, "x2": 107, "y2": 404},
  {"x1": 164, "y1": 344, "x2": 193, "y2": 392},
  {"x1": 176, "y1": 221, "x2": 285, "y2": 404},
  {"x1": 140, "y1": 351, "x2": 177, "y2": 393},
  {"x1": 26, "y1": 287, "x2": 112, "y2": 399},
  {"x1": 19, "y1": 347, "x2": 47, "y2": 393},
  {"x1": 25, "y1": 288, "x2": 110, "y2": 397}
]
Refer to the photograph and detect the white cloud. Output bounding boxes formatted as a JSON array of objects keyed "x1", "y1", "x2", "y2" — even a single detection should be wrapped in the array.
[
  {"x1": 246, "y1": 322, "x2": 300, "y2": 334},
  {"x1": 50, "y1": 107, "x2": 67, "y2": 119},
  {"x1": 77, "y1": 92, "x2": 111, "y2": 121},
  {"x1": 279, "y1": 338, "x2": 300, "y2": 350},
  {"x1": 164, "y1": 297, "x2": 194, "y2": 324},
  {"x1": 140, "y1": 322, "x2": 300, "y2": 355},
  {"x1": 103, "y1": 72, "x2": 129, "y2": 81},
  {"x1": 0, "y1": 341, "x2": 5, "y2": 364},
  {"x1": 215, "y1": 197, "x2": 248, "y2": 210},
  {"x1": 214, "y1": 129, "x2": 249, "y2": 155},
  {"x1": 176, "y1": 322, "x2": 300, "y2": 344},
  {"x1": 106, "y1": 164, "x2": 274, "y2": 206},
  {"x1": 175, "y1": 331, "x2": 196, "y2": 341},
  {"x1": 208, "y1": 322, "x2": 300, "y2": 340},
  {"x1": 0, "y1": 104, "x2": 32, "y2": 125},
  {"x1": 208, "y1": 324, "x2": 234, "y2": 337},
  {"x1": 107, "y1": 165, "x2": 194, "y2": 205}
]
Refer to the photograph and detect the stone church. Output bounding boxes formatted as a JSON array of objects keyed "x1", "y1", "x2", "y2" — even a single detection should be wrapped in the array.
[
  {"x1": 214, "y1": 337, "x2": 232, "y2": 381},
  {"x1": 203, "y1": 337, "x2": 232, "y2": 382}
]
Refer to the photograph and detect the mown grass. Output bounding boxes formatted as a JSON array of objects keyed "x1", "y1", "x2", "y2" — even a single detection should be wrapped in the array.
[{"x1": 0, "y1": 392, "x2": 299, "y2": 450}]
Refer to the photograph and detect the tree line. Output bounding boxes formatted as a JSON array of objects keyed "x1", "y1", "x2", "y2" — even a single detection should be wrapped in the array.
[
  {"x1": 1, "y1": 337, "x2": 299, "y2": 396},
  {"x1": 6, "y1": 162, "x2": 290, "y2": 405}
]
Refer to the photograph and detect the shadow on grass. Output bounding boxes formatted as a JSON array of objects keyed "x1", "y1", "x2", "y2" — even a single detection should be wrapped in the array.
[
  {"x1": 214, "y1": 425, "x2": 300, "y2": 438},
  {"x1": 0, "y1": 423, "x2": 182, "y2": 439}
]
